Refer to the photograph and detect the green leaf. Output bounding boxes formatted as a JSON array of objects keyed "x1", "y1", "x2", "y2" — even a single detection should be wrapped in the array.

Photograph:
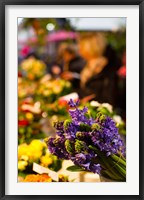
[
  {"x1": 66, "y1": 165, "x2": 85, "y2": 172},
  {"x1": 49, "y1": 157, "x2": 62, "y2": 172}
]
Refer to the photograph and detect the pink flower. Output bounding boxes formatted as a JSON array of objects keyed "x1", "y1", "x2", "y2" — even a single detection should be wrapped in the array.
[{"x1": 20, "y1": 46, "x2": 30, "y2": 57}]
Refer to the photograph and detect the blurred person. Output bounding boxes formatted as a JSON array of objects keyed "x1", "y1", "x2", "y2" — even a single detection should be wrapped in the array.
[
  {"x1": 61, "y1": 44, "x2": 86, "y2": 91},
  {"x1": 78, "y1": 32, "x2": 121, "y2": 106},
  {"x1": 49, "y1": 43, "x2": 68, "y2": 78}
]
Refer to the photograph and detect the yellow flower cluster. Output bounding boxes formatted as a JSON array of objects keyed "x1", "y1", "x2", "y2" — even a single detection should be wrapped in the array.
[
  {"x1": 18, "y1": 140, "x2": 53, "y2": 171},
  {"x1": 40, "y1": 154, "x2": 53, "y2": 167},
  {"x1": 37, "y1": 79, "x2": 71, "y2": 96},
  {"x1": 21, "y1": 57, "x2": 46, "y2": 80}
]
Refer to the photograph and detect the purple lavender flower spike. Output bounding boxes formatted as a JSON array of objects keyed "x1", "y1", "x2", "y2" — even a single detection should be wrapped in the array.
[
  {"x1": 68, "y1": 98, "x2": 80, "y2": 108},
  {"x1": 46, "y1": 99, "x2": 126, "y2": 176},
  {"x1": 90, "y1": 163, "x2": 101, "y2": 174}
]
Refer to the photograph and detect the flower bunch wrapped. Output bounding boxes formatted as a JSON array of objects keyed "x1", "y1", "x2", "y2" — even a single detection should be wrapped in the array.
[
  {"x1": 46, "y1": 99, "x2": 126, "y2": 181},
  {"x1": 18, "y1": 140, "x2": 62, "y2": 177},
  {"x1": 20, "y1": 57, "x2": 46, "y2": 80},
  {"x1": 18, "y1": 99, "x2": 46, "y2": 144},
  {"x1": 35, "y1": 79, "x2": 72, "y2": 103}
]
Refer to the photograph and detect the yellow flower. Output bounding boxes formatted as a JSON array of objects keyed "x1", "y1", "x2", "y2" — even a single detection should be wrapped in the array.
[
  {"x1": 52, "y1": 85, "x2": 62, "y2": 94},
  {"x1": 18, "y1": 144, "x2": 28, "y2": 159},
  {"x1": 45, "y1": 82, "x2": 53, "y2": 88},
  {"x1": 20, "y1": 155, "x2": 29, "y2": 161},
  {"x1": 26, "y1": 140, "x2": 45, "y2": 160},
  {"x1": 18, "y1": 160, "x2": 28, "y2": 171},
  {"x1": 25, "y1": 112, "x2": 34, "y2": 120},
  {"x1": 27, "y1": 148, "x2": 42, "y2": 161},
  {"x1": 43, "y1": 90, "x2": 52, "y2": 96},
  {"x1": 40, "y1": 154, "x2": 53, "y2": 167},
  {"x1": 18, "y1": 140, "x2": 48, "y2": 169},
  {"x1": 30, "y1": 139, "x2": 45, "y2": 150}
]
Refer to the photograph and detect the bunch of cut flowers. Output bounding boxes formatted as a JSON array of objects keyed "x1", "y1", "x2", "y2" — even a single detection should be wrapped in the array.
[
  {"x1": 18, "y1": 139, "x2": 62, "y2": 177},
  {"x1": 46, "y1": 99, "x2": 126, "y2": 181}
]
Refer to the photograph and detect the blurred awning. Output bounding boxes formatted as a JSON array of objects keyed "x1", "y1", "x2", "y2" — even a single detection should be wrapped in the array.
[
  {"x1": 69, "y1": 18, "x2": 126, "y2": 31},
  {"x1": 46, "y1": 30, "x2": 77, "y2": 42}
]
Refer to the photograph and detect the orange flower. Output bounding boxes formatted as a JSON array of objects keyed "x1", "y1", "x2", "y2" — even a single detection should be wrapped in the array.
[{"x1": 24, "y1": 174, "x2": 52, "y2": 182}]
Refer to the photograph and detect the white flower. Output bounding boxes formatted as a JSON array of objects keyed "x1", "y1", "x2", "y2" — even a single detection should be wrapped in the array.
[
  {"x1": 90, "y1": 101, "x2": 101, "y2": 107},
  {"x1": 60, "y1": 92, "x2": 79, "y2": 101},
  {"x1": 21, "y1": 104, "x2": 41, "y2": 114},
  {"x1": 101, "y1": 103, "x2": 113, "y2": 113},
  {"x1": 113, "y1": 115, "x2": 122, "y2": 124}
]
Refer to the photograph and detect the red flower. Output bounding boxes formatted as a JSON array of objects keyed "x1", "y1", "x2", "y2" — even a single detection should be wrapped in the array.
[
  {"x1": 58, "y1": 99, "x2": 68, "y2": 107},
  {"x1": 18, "y1": 120, "x2": 29, "y2": 126}
]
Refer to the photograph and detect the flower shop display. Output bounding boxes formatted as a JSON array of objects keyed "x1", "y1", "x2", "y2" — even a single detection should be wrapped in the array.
[
  {"x1": 46, "y1": 99, "x2": 126, "y2": 182},
  {"x1": 20, "y1": 57, "x2": 46, "y2": 80},
  {"x1": 18, "y1": 139, "x2": 62, "y2": 178},
  {"x1": 35, "y1": 79, "x2": 72, "y2": 103},
  {"x1": 18, "y1": 98, "x2": 46, "y2": 144}
]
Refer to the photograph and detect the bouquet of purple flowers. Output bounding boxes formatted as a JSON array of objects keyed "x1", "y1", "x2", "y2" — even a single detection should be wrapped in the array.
[{"x1": 46, "y1": 99, "x2": 126, "y2": 181}]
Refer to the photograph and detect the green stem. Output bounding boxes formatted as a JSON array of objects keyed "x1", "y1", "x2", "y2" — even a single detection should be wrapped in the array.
[
  {"x1": 105, "y1": 157, "x2": 125, "y2": 181},
  {"x1": 112, "y1": 161, "x2": 126, "y2": 178},
  {"x1": 110, "y1": 154, "x2": 126, "y2": 167},
  {"x1": 89, "y1": 145, "x2": 125, "y2": 181},
  {"x1": 94, "y1": 157, "x2": 119, "y2": 180}
]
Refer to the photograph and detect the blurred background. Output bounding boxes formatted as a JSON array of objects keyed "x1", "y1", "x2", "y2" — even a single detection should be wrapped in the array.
[
  {"x1": 18, "y1": 17, "x2": 126, "y2": 112},
  {"x1": 18, "y1": 18, "x2": 126, "y2": 182}
]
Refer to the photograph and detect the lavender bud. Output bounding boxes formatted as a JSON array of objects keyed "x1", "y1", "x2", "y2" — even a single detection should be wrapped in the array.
[
  {"x1": 76, "y1": 132, "x2": 84, "y2": 139},
  {"x1": 63, "y1": 119, "x2": 72, "y2": 130},
  {"x1": 65, "y1": 139, "x2": 74, "y2": 154},
  {"x1": 91, "y1": 123, "x2": 101, "y2": 131},
  {"x1": 75, "y1": 140, "x2": 86, "y2": 153}
]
